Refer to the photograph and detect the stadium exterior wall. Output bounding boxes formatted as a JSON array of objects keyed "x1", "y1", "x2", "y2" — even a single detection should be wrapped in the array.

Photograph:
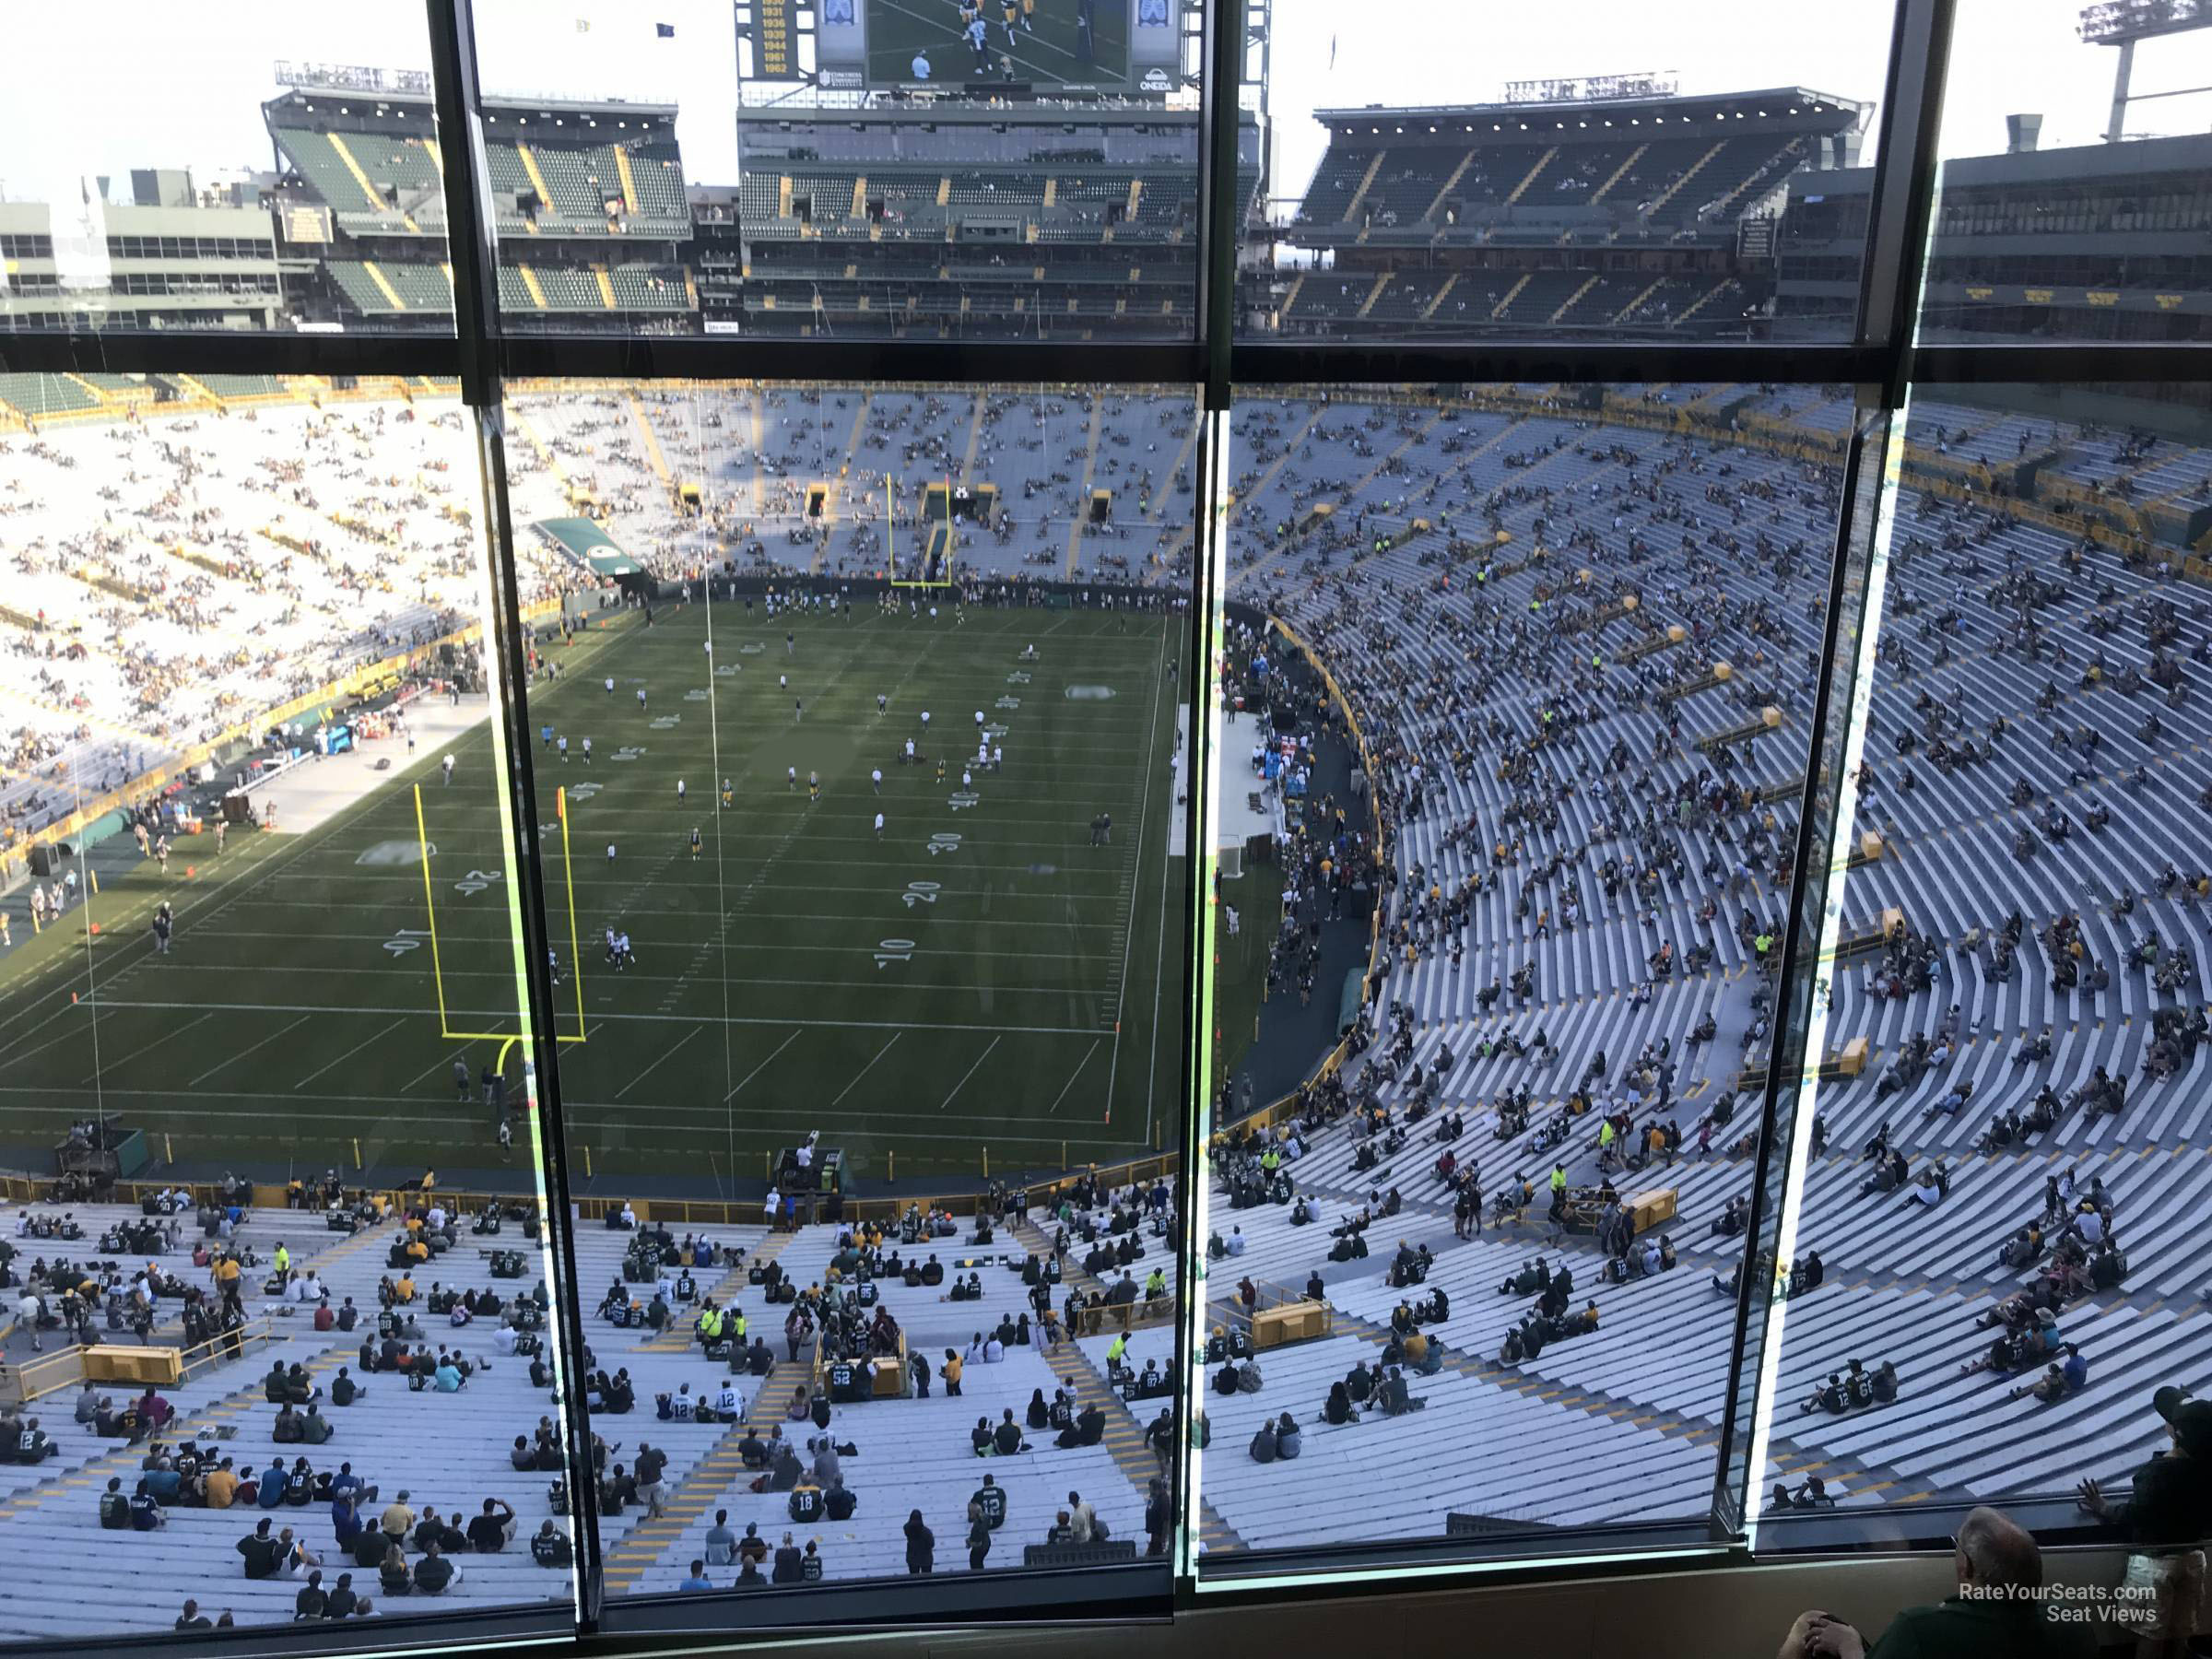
[{"x1": 0, "y1": 1159, "x2": 1181, "y2": 1231}]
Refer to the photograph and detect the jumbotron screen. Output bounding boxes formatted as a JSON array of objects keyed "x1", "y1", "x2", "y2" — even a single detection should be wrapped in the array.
[{"x1": 801, "y1": 0, "x2": 1180, "y2": 95}]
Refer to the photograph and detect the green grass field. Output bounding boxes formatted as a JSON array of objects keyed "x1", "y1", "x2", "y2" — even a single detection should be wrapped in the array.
[
  {"x1": 866, "y1": 0, "x2": 1129, "y2": 87},
  {"x1": 0, "y1": 603, "x2": 1188, "y2": 1186},
  {"x1": 1206, "y1": 860, "x2": 1276, "y2": 1100}
]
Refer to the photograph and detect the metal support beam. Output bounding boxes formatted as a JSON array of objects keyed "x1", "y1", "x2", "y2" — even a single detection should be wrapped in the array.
[
  {"x1": 426, "y1": 0, "x2": 605, "y2": 1630},
  {"x1": 1196, "y1": 0, "x2": 1246, "y2": 406},
  {"x1": 1707, "y1": 394, "x2": 1896, "y2": 1536},
  {"x1": 1855, "y1": 0, "x2": 1959, "y2": 397},
  {"x1": 2108, "y1": 36, "x2": 2137, "y2": 142}
]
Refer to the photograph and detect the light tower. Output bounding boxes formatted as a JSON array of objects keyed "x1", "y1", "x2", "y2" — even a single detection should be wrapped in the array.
[{"x1": 2079, "y1": 0, "x2": 2212, "y2": 142}]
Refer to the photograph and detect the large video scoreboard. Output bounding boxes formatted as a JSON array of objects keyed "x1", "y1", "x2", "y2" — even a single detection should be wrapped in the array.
[{"x1": 738, "y1": 0, "x2": 1185, "y2": 96}]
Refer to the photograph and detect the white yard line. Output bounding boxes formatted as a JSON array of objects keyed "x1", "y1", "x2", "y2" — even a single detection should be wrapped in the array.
[
  {"x1": 1044, "y1": 1038, "x2": 1103, "y2": 1116},
  {"x1": 1102, "y1": 622, "x2": 1171, "y2": 1124},
  {"x1": 0, "y1": 830, "x2": 299, "y2": 1052},
  {"x1": 76, "y1": 1008, "x2": 216, "y2": 1085},
  {"x1": 615, "y1": 1022, "x2": 706, "y2": 1101},
  {"x1": 398, "y1": 1046, "x2": 470, "y2": 1095},
  {"x1": 182, "y1": 1013, "x2": 310, "y2": 1092},
  {"x1": 1145, "y1": 794, "x2": 1178, "y2": 1148},
  {"x1": 831, "y1": 1031, "x2": 903, "y2": 1105},
  {"x1": 88, "y1": 999, "x2": 1108, "y2": 1034},
  {"x1": 936, "y1": 1032, "x2": 1003, "y2": 1112},
  {"x1": 0, "y1": 1004, "x2": 119, "y2": 1071},
  {"x1": 0, "y1": 1086, "x2": 1121, "y2": 1147},
  {"x1": 292, "y1": 1016, "x2": 407, "y2": 1089},
  {"x1": 722, "y1": 1028, "x2": 802, "y2": 1102}
]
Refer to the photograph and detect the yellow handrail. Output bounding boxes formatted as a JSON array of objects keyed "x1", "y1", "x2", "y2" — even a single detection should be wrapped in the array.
[
  {"x1": 0, "y1": 1346, "x2": 88, "y2": 1406},
  {"x1": 177, "y1": 1317, "x2": 279, "y2": 1383}
]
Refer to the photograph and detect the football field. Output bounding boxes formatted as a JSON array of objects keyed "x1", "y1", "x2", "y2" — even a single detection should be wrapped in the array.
[
  {"x1": 0, "y1": 602, "x2": 1188, "y2": 1186},
  {"x1": 866, "y1": 0, "x2": 1130, "y2": 87}
]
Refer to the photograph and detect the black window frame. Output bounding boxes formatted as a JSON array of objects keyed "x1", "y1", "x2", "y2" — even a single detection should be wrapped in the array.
[{"x1": 0, "y1": 0, "x2": 2204, "y2": 1642}]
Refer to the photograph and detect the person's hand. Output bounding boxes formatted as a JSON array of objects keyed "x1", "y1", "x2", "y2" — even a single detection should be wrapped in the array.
[
  {"x1": 1780, "y1": 1609, "x2": 1830, "y2": 1657},
  {"x1": 2077, "y1": 1477, "x2": 2110, "y2": 1517},
  {"x1": 1806, "y1": 1618, "x2": 1865, "y2": 1659}
]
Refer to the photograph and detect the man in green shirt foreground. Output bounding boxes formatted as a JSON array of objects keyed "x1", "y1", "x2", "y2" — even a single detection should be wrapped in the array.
[{"x1": 1779, "y1": 1507, "x2": 2095, "y2": 1658}]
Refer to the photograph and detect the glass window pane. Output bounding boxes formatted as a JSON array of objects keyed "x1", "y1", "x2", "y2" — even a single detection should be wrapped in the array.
[
  {"x1": 1760, "y1": 379, "x2": 2212, "y2": 1533},
  {"x1": 1915, "y1": 0, "x2": 2212, "y2": 343},
  {"x1": 500, "y1": 379, "x2": 1194, "y2": 1605},
  {"x1": 469, "y1": 1, "x2": 1206, "y2": 340},
  {"x1": 0, "y1": 4, "x2": 453, "y2": 335},
  {"x1": 1242, "y1": 2, "x2": 1897, "y2": 342},
  {"x1": 0, "y1": 375, "x2": 579, "y2": 1637},
  {"x1": 1197, "y1": 381, "x2": 1852, "y2": 1568}
]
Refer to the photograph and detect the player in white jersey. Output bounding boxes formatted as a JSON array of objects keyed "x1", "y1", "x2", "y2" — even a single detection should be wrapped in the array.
[
  {"x1": 874, "y1": 812, "x2": 885, "y2": 840},
  {"x1": 442, "y1": 752, "x2": 456, "y2": 785},
  {"x1": 606, "y1": 677, "x2": 615, "y2": 698},
  {"x1": 637, "y1": 688, "x2": 648, "y2": 712},
  {"x1": 677, "y1": 779, "x2": 687, "y2": 803},
  {"x1": 788, "y1": 767, "x2": 797, "y2": 791},
  {"x1": 871, "y1": 768, "x2": 883, "y2": 794},
  {"x1": 582, "y1": 737, "x2": 593, "y2": 763}
]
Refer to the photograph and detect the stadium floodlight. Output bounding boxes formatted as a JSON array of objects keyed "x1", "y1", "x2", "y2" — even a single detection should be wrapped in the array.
[
  {"x1": 2079, "y1": 0, "x2": 2212, "y2": 138},
  {"x1": 2080, "y1": 0, "x2": 2210, "y2": 43}
]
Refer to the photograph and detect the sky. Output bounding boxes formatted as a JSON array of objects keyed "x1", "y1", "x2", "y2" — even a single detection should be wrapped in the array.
[{"x1": 2, "y1": 0, "x2": 2208, "y2": 206}]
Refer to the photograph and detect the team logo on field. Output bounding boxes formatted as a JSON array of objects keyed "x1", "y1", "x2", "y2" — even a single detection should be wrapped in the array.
[
  {"x1": 357, "y1": 841, "x2": 432, "y2": 866},
  {"x1": 1065, "y1": 685, "x2": 1116, "y2": 700}
]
